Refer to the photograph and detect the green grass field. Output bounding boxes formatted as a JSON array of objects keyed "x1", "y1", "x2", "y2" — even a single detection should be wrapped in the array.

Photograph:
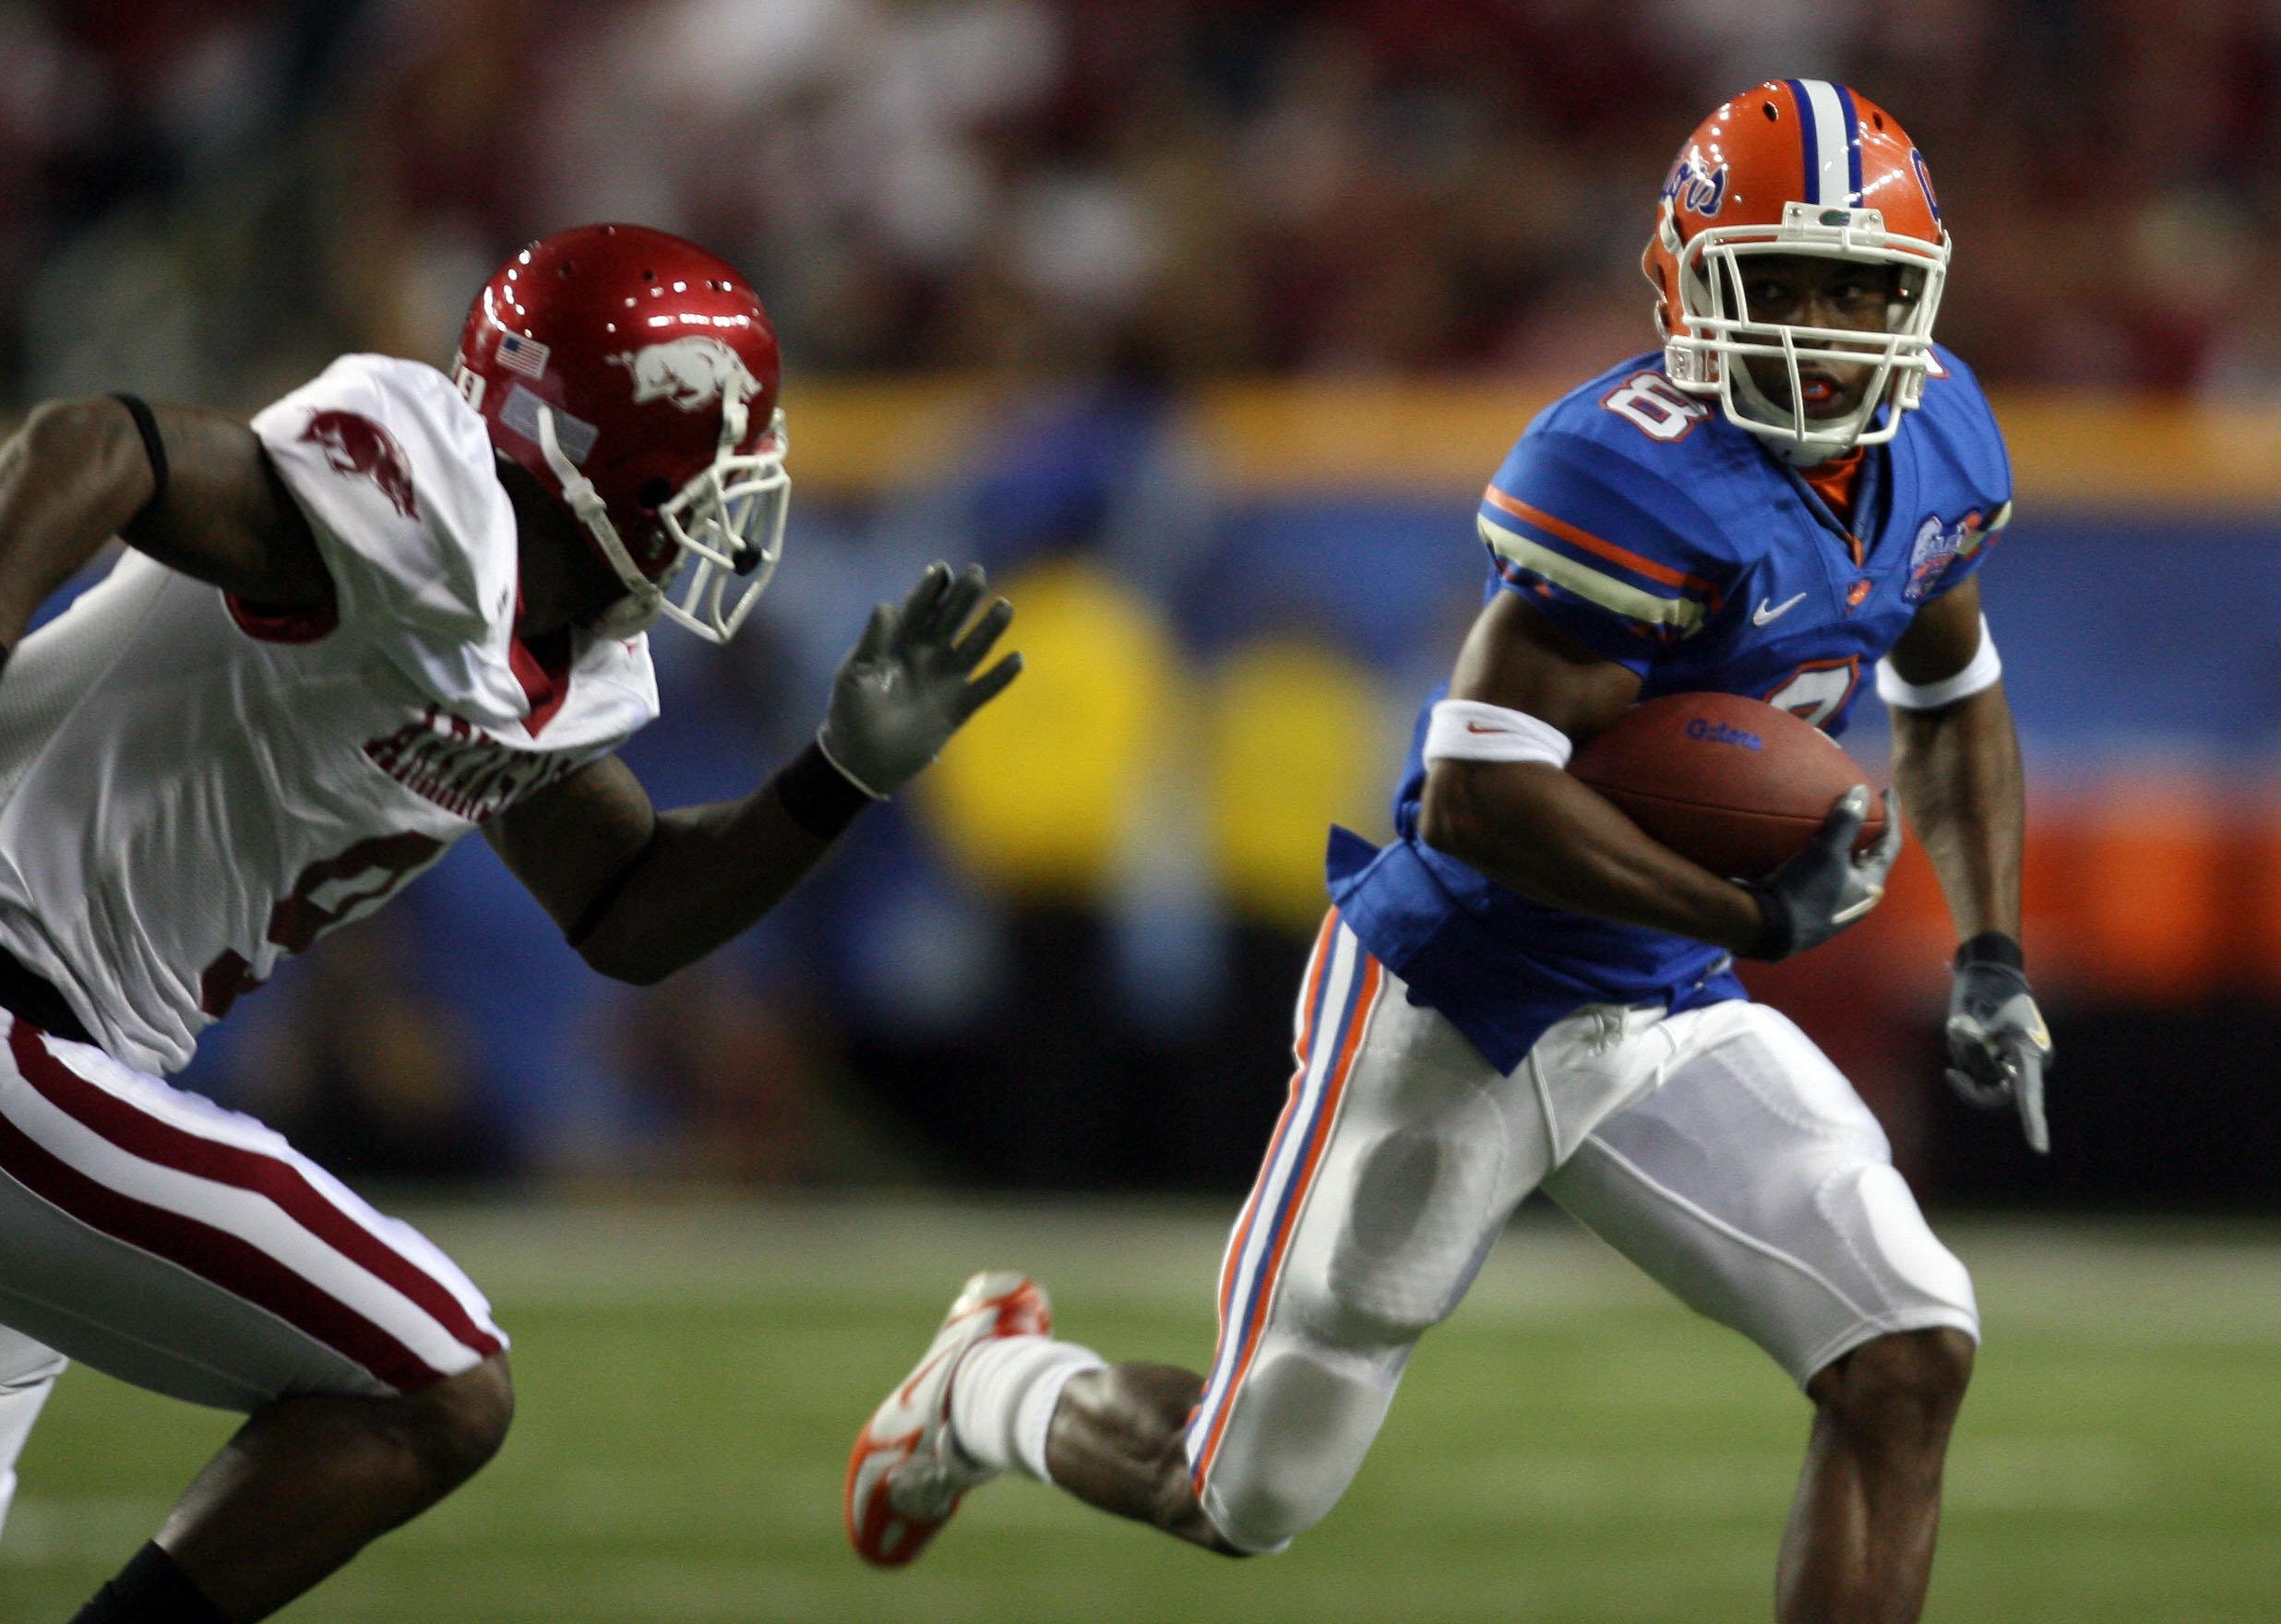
[{"x1": 6, "y1": 1200, "x2": 2281, "y2": 1622}]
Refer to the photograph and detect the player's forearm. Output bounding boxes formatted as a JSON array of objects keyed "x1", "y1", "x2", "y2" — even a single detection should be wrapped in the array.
[
  {"x1": 1889, "y1": 682, "x2": 2023, "y2": 941},
  {"x1": 570, "y1": 786, "x2": 836, "y2": 985},
  {"x1": 1419, "y1": 759, "x2": 1764, "y2": 954},
  {"x1": 0, "y1": 399, "x2": 153, "y2": 647}
]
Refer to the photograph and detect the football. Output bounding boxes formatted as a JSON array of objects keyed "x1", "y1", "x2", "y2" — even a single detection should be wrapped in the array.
[{"x1": 1568, "y1": 691, "x2": 1887, "y2": 880}]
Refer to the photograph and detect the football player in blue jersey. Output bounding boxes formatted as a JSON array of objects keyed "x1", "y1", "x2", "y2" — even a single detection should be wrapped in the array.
[{"x1": 848, "y1": 80, "x2": 2049, "y2": 1623}]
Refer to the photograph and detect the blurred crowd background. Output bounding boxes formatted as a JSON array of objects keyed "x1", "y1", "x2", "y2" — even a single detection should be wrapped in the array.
[
  {"x1": 6, "y1": 0, "x2": 2281, "y2": 1207},
  {"x1": 7, "y1": 0, "x2": 2281, "y2": 400}
]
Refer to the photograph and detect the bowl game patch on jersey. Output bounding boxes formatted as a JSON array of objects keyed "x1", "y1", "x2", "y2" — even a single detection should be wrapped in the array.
[{"x1": 1904, "y1": 504, "x2": 2007, "y2": 603}]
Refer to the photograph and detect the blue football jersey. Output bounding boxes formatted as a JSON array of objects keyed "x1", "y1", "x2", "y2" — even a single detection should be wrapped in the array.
[{"x1": 1329, "y1": 347, "x2": 2012, "y2": 1073}]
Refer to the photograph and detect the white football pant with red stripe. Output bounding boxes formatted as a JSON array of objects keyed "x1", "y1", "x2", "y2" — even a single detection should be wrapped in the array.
[
  {"x1": 1183, "y1": 914, "x2": 1978, "y2": 1555},
  {"x1": 0, "y1": 1015, "x2": 506, "y2": 1507}
]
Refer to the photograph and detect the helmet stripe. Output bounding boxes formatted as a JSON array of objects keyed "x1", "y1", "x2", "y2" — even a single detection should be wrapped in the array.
[
  {"x1": 1833, "y1": 82, "x2": 1864, "y2": 203},
  {"x1": 1788, "y1": 79, "x2": 1855, "y2": 207},
  {"x1": 1785, "y1": 78, "x2": 1821, "y2": 202}
]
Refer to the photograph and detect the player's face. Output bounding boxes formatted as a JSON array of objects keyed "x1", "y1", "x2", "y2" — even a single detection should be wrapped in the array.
[
  {"x1": 496, "y1": 450, "x2": 646, "y2": 636},
  {"x1": 1732, "y1": 254, "x2": 1914, "y2": 421}
]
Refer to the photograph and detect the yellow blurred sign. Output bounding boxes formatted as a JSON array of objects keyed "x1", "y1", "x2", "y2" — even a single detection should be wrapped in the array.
[
  {"x1": 1209, "y1": 639, "x2": 1392, "y2": 932},
  {"x1": 920, "y1": 559, "x2": 1179, "y2": 902}
]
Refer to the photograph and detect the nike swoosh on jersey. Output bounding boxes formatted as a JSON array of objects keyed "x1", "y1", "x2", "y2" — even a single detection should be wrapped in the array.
[{"x1": 1753, "y1": 593, "x2": 1809, "y2": 625}]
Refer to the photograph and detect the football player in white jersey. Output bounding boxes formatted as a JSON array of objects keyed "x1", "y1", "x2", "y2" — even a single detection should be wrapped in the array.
[{"x1": 0, "y1": 223, "x2": 1020, "y2": 1624}]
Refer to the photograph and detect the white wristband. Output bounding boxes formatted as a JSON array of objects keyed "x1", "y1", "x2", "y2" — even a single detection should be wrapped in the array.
[
  {"x1": 1424, "y1": 699, "x2": 1574, "y2": 769},
  {"x1": 1876, "y1": 615, "x2": 2002, "y2": 710}
]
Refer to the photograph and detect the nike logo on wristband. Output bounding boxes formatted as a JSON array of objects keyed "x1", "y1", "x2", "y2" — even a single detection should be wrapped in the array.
[{"x1": 1753, "y1": 593, "x2": 1808, "y2": 626}]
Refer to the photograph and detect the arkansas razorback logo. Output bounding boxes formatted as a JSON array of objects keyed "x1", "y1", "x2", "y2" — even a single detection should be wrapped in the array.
[
  {"x1": 301, "y1": 410, "x2": 419, "y2": 520},
  {"x1": 608, "y1": 336, "x2": 758, "y2": 411}
]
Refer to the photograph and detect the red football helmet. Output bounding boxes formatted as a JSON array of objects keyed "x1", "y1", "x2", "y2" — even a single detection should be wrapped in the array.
[
  {"x1": 1642, "y1": 79, "x2": 1951, "y2": 460},
  {"x1": 452, "y1": 223, "x2": 790, "y2": 642}
]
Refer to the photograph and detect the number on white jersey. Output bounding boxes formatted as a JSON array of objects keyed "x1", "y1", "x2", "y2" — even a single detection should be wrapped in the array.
[
  {"x1": 1764, "y1": 658, "x2": 1859, "y2": 728},
  {"x1": 1600, "y1": 373, "x2": 1711, "y2": 442},
  {"x1": 199, "y1": 832, "x2": 446, "y2": 1017}
]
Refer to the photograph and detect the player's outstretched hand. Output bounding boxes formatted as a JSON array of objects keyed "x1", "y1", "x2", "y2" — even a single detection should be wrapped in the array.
[
  {"x1": 818, "y1": 562, "x2": 1022, "y2": 799},
  {"x1": 1945, "y1": 937, "x2": 2054, "y2": 1154},
  {"x1": 1740, "y1": 786, "x2": 1902, "y2": 962}
]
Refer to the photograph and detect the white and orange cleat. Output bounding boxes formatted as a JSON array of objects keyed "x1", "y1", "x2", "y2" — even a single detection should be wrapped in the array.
[{"x1": 845, "y1": 1271, "x2": 1051, "y2": 1567}]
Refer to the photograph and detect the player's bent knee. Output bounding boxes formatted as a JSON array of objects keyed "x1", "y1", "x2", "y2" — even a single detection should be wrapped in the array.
[
  {"x1": 400, "y1": 1354, "x2": 514, "y2": 1491},
  {"x1": 1811, "y1": 1328, "x2": 1974, "y2": 1427},
  {"x1": 1852, "y1": 1326, "x2": 1974, "y2": 1402},
  {"x1": 0, "y1": 1343, "x2": 66, "y2": 1393},
  {"x1": 1898, "y1": 1326, "x2": 1976, "y2": 1404},
  {"x1": 1201, "y1": 1466, "x2": 1324, "y2": 1556},
  {"x1": 1199, "y1": 1351, "x2": 1388, "y2": 1553}
]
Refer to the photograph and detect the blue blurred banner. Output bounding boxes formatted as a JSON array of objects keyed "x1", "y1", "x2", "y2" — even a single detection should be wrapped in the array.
[{"x1": 148, "y1": 388, "x2": 2281, "y2": 1202}]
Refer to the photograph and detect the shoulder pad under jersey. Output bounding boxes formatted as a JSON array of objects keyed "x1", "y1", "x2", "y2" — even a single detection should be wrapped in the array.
[
  {"x1": 252, "y1": 353, "x2": 534, "y2": 722},
  {"x1": 1476, "y1": 359, "x2": 1748, "y2": 674}
]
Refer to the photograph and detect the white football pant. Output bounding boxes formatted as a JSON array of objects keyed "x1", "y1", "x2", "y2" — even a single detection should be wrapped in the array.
[
  {"x1": 1183, "y1": 914, "x2": 1978, "y2": 1555},
  {"x1": 0, "y1": 1015, "x2": 507, "y2": 1534}
]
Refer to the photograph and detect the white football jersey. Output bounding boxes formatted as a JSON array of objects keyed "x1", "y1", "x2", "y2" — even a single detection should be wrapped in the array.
[{"x1": 0, "y1": 353, "x2": 660, "y2": 1074}]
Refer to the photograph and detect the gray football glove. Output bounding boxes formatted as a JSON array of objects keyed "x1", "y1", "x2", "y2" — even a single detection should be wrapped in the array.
[
  {"x1": 817, "y1": 561, "x2": 1021, "y2": 798},
  {"x1": 1946, "y1": 935, "x2": 2053, "y2": 1154},
  {"x1": 1740, "y1": 786, "x2": 1902, "y2": 961}
]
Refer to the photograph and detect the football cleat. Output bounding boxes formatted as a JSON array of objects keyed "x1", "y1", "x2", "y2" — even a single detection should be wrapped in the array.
[{"x1": 845, "y1": 1271, "x2": 1051, "y2": 1567}]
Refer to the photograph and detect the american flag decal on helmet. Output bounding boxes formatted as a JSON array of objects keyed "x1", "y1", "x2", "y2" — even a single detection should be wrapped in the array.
[{"x1": 496, "y1": 332, "x2": 550, "y2": 379}]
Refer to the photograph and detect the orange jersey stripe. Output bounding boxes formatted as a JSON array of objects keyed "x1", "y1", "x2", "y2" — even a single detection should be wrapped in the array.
[
  {"x1": 1481, "y1": 485, "x2": 1723, "y2": 606},
  {"x1": 1195, "y1": 954, "x2": 1384, "y2": 1485}
]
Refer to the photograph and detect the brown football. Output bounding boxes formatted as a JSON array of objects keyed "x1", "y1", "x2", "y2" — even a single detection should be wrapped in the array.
[{"x1": 1568, "y1": 691, "x2": 1887, "y2": 880}]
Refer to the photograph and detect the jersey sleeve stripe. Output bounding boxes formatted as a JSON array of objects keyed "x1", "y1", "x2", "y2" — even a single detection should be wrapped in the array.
[
  {"x1": 1480, "y1": 485, "x2": 1723, "y2": 605},
  {"x1": 1479, "y1": 516, "x2": 1708, "y2": 634}
]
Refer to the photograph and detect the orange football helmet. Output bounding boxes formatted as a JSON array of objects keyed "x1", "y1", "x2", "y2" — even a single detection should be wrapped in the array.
[{"x1": 1642, "y1": 79, "x2": 1951, "y2": 460}]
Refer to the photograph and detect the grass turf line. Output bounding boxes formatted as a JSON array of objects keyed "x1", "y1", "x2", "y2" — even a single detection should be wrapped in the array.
[{"x1": 6, "y1": 1202, "x2": 2281, "y2": 1622}]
